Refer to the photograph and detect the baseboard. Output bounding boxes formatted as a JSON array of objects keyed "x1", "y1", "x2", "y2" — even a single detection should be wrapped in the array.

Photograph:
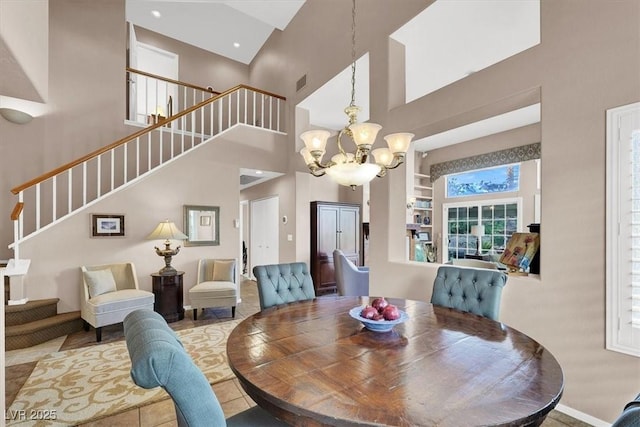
[{"x1": 555, "y1": 404, "x2": 610, "y2": 427}]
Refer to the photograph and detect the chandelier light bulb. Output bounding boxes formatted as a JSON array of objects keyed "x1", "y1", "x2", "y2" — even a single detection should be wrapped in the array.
[
  {"x1": 301, "y1": 129, "x2": 330, "y2": 153},
  {"x1": 349, "y1": 122, "x2": 382, "y2": 148},
  {"x1": 300, "y1": 147, "x2": 317, "y2": 165},
  {"x1": 371, "y1": 147, "x2": 394, "y2": 167}
]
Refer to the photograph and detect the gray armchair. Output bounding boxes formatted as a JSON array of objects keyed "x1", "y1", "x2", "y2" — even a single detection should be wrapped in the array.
[
  {"x1": 431, "y1": 265, "x2": 507, "y2": 321},
  {"x1": 123, "y1": 309, "x2": 287, "y2": 427},
  {"x1": 333, "y1": 249, "x2": 369, "y2": 296},
  {"x1": 253, "y1": 262, "x2": 316, "y2": 310}
]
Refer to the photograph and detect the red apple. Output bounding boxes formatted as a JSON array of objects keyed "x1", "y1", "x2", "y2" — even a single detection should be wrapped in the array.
[
  {"x1": 382, "y1": 304, "x2": 400, "y2": 321},
  {"x1": 371, "y1": 297, "x2": 389, "y2": 313},
  {"x1": 360, "y1": 306, "x2": 377, "y2": 319}
]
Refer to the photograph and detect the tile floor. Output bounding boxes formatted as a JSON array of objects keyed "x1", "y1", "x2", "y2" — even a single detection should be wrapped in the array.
[{"x1": 5, "y1": 279, "x2": 592, "y2": 426}]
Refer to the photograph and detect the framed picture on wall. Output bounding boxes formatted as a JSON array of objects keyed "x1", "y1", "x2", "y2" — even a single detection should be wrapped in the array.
[{"x1": 91, "y1": 214, "x2": 125, "y2": 237}]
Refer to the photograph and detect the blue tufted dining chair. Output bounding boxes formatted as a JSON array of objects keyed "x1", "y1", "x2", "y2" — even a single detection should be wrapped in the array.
[
  {"x1": 253, "y1": 262, "x2": 316, "y2": 310},
  {"x1": 123, "y1": 309, "x2": 287, "y2": 427},
  {"x1": 431, "y1": 265, "x2": 507, "y2": 321},
  {"x1": 612, "y1": 393, "x2": 640, "y2": 427}
]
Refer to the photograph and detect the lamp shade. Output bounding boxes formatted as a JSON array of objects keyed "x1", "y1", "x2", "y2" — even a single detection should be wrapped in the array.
[
  {"x1": 371, "y1": 147, "x2": 394, "y2": 167},
  {"x1": 147, "y1": 220, "x2": 188, "y2": 241},
  {"x1": 384, "y1": 133, "x2": 414, "y2": 154},
  {"x1": 349, "y1": 122, "x2": 382, "y2": 148},
  {"x1": 300, "y1": 130, "x2": 330, "y2": 154},
  {"x1": 0, "y1": 108, "x2": 33, "y2": 124},
  {"x1": 471, "y1": 225, "x2": 485, "y2": 236},
  {"x1": 300, "y1": 147, "x2": 318, "y2": 165},
  {"x1": 325, "y1": 162, "x2": 381, "y2": 187}
]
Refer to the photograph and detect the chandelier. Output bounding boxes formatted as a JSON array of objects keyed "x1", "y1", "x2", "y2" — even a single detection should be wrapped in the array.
[{"x1": 299, "y1": 0, "x2": 413, "y2": 189}]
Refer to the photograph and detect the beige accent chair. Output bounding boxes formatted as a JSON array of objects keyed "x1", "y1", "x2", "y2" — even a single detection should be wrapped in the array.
[
  {"x1": 451, "y1": 258, "x2": 499, "y2": 270},
  {"x1": 81, "y1": 262, "x2": 154, "y2": 342},
  {"x1": 189, "y1": 259, "x2": 238, "y2": 320}
]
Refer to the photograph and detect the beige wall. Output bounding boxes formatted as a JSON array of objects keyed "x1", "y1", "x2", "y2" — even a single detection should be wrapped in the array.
[
  {"x1": 0, "y1": 0, "x2": 131, "y2": 260},
  {"x1": 2, "y1": 0, "x2": 640, "y2": 422},
  {"x1": 134, "y1": 26, "x2": 249, "y2": 91},
  {"x1": 250, "y1": 0, "x2": 640, "y2": 422},
  {"x1": 17, "y1": 139, "x2": 241, "y2": 312}
]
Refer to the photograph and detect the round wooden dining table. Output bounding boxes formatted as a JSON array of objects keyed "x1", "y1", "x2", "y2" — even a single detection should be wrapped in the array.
[{"x1": 226, "y1": 296, "x2": 564, "y2": 427}]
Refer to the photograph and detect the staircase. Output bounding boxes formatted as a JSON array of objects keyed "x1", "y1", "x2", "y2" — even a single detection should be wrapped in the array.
[
  {"x1": 5, "y1": 298, "x2": 83, "y2": 350},
  {"x1": 4, "y1": 73, "x2": 286, "y2": 349}
]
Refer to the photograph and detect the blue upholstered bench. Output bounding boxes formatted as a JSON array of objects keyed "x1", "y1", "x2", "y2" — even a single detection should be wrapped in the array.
[{"x1": 122, "y1": 309, "x2": 286, "y2": 427}]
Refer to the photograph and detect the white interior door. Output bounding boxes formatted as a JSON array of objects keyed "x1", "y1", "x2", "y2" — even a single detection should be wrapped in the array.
[
  {"x1": 135, "y1": 42, "x2": 179, "y2": 123},
  {"x1": 128, "y1": 23, "x2": 138, "y2": 121},
  {"x1": 250, "y1": 196, "x2": 279, "y2": 278}
]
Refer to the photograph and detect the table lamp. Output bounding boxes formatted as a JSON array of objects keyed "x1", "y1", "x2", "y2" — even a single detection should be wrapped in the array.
[
  {"x1": 471, "y1": 224, "x2": 485, "y2": 255},
  {"x1": 147, "y1": 220, "x2": 188, "y2": 275}
]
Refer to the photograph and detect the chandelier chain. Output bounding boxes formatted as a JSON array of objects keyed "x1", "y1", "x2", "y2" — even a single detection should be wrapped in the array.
[{"x1": 350, "y1": 0, "x2": 357, "y2": 108}]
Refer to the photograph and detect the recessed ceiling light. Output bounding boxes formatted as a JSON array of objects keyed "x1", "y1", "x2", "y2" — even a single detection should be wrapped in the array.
[
  {"x1": 151, "y1": 10, "x2": 161, "y2": 18},
  {"x1": 233, "y1": 42, "x2": 240, "y2": 48}
]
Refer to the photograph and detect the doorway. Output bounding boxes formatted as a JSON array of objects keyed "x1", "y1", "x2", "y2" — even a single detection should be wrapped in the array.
[
  {"x1": 249, "y1": 196, "x2": 279, "y2": 278},
  {"x1": 129, "y1": 38, "x2": 179, "y2": 124}
]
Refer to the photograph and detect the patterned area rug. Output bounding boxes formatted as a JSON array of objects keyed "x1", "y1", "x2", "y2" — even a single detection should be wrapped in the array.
[{"x1": 7, "y1": 320, "x2": 241, "y2": 426}]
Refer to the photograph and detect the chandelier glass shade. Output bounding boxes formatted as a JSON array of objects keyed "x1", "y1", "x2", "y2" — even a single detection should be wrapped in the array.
[{"x1": 299, "y1": 0, "x2": 413, "y2": 189}]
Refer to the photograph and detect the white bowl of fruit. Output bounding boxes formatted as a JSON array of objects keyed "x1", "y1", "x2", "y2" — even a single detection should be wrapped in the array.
[{"x1": 349, "y1": 297, "x2": 409, "y2": 333}]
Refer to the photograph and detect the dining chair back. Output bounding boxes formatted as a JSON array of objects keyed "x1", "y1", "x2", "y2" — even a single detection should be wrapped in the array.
[
  {"x1": 451, "y1": 258, "x2": 498, "y2": 270},
  {"x1": 611, "y1": 393, "x2": 640, "y2": 427},
  {"x1": 253, "y1": 262, "x2": 316, "y2": 310},
  {"x1": 431, "y1": 265, "x2": 507, "y2": 321},
  {"x1": 333, "y1": 249, "x2": 369, "y2": 296},
  {"x1": 123, "y1": 309, "x2": 287, "y2": 427}
]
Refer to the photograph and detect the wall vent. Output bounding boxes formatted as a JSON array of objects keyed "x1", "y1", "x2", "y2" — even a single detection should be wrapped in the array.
[{"x1": 296, "y1": 74, "x2": 307, "y2": 92}]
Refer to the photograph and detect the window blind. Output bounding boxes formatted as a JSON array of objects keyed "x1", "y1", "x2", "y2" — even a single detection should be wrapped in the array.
[{"x1": 607, "y1": 102, "x2": 640, "y2": 357}]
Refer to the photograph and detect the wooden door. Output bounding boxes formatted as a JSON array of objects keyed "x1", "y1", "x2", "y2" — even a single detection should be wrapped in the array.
[{"x1": 311, "y1": 202, "x2": 361, "y2": 295}]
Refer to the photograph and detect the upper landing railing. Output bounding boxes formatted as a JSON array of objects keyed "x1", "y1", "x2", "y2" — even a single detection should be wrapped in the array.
[
  {"x1": 9, "y1": 83, "x2": 286, "y2": 256},
  {"x1": 126, "y1": 67, "x2": 220, "y2": 124}
]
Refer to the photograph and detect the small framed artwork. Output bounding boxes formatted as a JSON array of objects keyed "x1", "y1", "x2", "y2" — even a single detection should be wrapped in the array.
[
  {"x1": 92, "y1": 214, "x2": 125, "y2": 237},
  {"x1": 200, "y1": 215, "x2": 212, "y2": 227}
]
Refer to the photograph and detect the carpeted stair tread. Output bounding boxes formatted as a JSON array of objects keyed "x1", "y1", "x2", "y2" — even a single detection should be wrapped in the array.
[
  {"x1": 6, "y1": 311, "x2": 83, "y2": 350},
  {"x1": 5, "y1": 298, "x2": 60, "y2": 326}
]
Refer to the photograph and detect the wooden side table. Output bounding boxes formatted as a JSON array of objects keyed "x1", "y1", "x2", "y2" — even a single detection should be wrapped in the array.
[{"x1": 151, "y1": 272, "x2": 185, "y2": 322}]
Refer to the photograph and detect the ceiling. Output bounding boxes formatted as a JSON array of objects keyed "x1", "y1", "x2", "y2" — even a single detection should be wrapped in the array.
[
  {"x1": 126, "y1": 0, "x2": 305, "y2": 65},
  {"x1": 127, "y1": 0, "x2": 540, "y2": 185}
]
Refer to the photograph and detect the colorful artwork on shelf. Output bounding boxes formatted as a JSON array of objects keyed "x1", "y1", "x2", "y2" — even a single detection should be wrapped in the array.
[{"x1": 499, "y1": 232, "x2": 540, "y2": 273}]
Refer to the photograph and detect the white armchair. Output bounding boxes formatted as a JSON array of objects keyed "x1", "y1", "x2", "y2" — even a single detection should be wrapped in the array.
[
  {"x1": 189, "y1": 259, "x2": 238, "y2": 320},
  {"x1": 81, "y1": 262, "x2": 154, "y2": 342}
]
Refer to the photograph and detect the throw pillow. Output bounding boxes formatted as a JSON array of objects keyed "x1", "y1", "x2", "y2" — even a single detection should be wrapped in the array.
[
  {"x1": 84, "y1": 269, "x2": 117, "y2": 298},
  {"x1": 212, "y1": 260, "x2": 235, "y2": 282}
]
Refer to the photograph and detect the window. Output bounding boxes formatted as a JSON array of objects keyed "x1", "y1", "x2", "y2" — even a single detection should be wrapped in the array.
[
  {"x1": 446, "y1": 164, "x2": 520, "y2": 198},
  {"x1": 444, "y1": 198, "x2": 521, "y2": 262},
  {"x1": 606, "y1": 102, "x2": 640, "y2": 357}
]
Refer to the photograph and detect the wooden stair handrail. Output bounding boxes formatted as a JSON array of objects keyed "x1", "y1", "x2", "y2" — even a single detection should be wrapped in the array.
[
  {"x1": 127, "y1": 67, "x2": 221, "y2": 95},
  {"x1": 11, "y1": 202, "x2": 23, "y2": 221},
  {"x1": 11, "y1": 84, "x2": 286, "y2": 195}
]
